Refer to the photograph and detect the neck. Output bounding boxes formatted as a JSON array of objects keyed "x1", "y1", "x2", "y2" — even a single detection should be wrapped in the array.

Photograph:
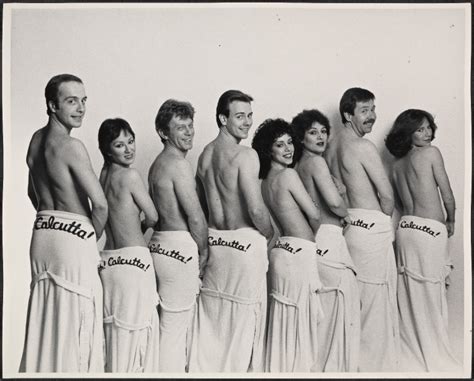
[
  {"x1": 218, "y1": 127, "x2": 241, "y2": 144},
  {"x1": 301, "y1": 149, "x2": 322, "y2": 160},
  {"x1": 269, "y1": 161, "x2": 287, "y2": 174},
  {"x1": 48, "y1": 116, "x2": 73, "y2": 135},
  {"x1": 344, "y1": 122, "x2": 364, "y2": 138},
  {"x1": 163, "y1": 143, "x2": 187, "y2": 158}
]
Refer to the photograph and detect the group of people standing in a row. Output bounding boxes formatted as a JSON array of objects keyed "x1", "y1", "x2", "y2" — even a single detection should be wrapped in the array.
[{"x1": 19, "y1": 73, "x2": 461, "y2": 373}]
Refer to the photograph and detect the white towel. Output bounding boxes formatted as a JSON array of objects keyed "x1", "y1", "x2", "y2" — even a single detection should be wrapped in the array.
[
  {"x1": 149, "y1": 230, "x2": 200, "y2": 372},
  {"x1": 315, "y1": 224, "x2": 360, "y2": 372},
  {"x1": 19, "y1": 210, "x2": 104, "y2": 372},
  {"x1": 99, "y1": 246, "x2": 160, "y2": 372},
  {"x1": 344, "y1": 208, "x2": 400, "y2": 371},
  {"x1": 188, "y1": 227, "x2": 268, "y2": 372},
  {"x1": 396, "y1": 215, "x2": 461, "y2": 372},
  {"x1": 265, "y1": 236, "x2": 323, "y2": 372}
]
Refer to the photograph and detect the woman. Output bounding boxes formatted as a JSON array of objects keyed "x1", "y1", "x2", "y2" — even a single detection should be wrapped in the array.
[
  {"x1": 251, "y1": 118, "x2": 323, "y2": 372},
  {"x1": 97, "y1": 118, "x2": 160, "y2": 372},
  {"x1": 292, "y1": 109, "x2": 360, "y2": 372},
  {"x1": 385, "y1": 109, "x2": 460, "y2": 371}
]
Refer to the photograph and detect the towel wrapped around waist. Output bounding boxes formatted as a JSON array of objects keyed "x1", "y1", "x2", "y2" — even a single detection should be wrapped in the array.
[
  {"x1": 396, "y1": 215, "x2": 460, "y2": 372},
  {"x1": 265, "y1": 236, "x2": 323, "y2": 372},
  {"x1": 149, "y1": 230, "x2": 200, "y2": 372},
  {"x1": 343, "y1": 208, "x2": 399, "y2": 372},
  {"x1": 19, "y1": 210, "x2": 104, "y2": 373},
  {"x1": 99, "y1": 246, "x2": 159, "y2": 372},
  {"x1": 314, "y1": 224, "x2": 360, "y2": 372},
  {"x1": 188, "y1": 227, "x2": 268, "y2": 372}
]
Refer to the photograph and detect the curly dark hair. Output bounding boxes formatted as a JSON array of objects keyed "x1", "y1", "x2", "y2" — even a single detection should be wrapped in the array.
[
  {"x1": 155, "y1": 99, "x2": 195, "y2": 143},
  {"x1": 339, "y1": 87, "x2": 375, "y2": 124},
  {"x1": 385, "y1": 109, "x2": 437, "y2": 158},
  {"x1": 291, "y1": 109, "x2": 331, "y2": 162},
  {"x1": 251, "y1": 118, "x2": 296, "y2": 179},
  {"x1": 98, "y1": 118, "x2": 135, "y2": 165}
]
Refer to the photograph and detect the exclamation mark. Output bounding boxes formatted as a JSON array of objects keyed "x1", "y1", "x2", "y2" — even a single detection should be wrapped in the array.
[
  {"x1": 246, "y1": 244, "x2": 251, "y2": 252},
  {"x1": 294, "y1": 248, "x2": 301, "y2": 254},
  {"x1": 87, "y1": 231, "x2": 95, "y2": 239},
  {"x1": 145, "y1": 264, "x2": 150, "y2": 271},
  {"x1": 369, "y1": 223, "x2": 375, "y2": 229},
  {"x1": 435, "y1": 232, "x2": 440, "y2": 236},
  {"x1": 186, "y1": 257, "x2": 192, "y2": 263}
]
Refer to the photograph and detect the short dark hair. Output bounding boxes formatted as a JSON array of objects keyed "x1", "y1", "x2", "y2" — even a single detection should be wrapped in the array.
[
  {"x1": 291, "y1": 109, "x2": 331, "y2": 162},
  {"x1": 155, "y1": 99, "x2": 195, "y2": 143},
  {"x1": 98, "y1": 118, "x2": 136, "y2": 165},
  {"x1": 251, "y1": 118, "x2": 295, "y2": 179},
  {"x1": 216, "y1": 90, "x2": 253, "y2": 128},
  {"x1": 339, "y1": 87, "x2": 375, "y2": 124},
  {"x1": 45, "y1": 74, "x2": 83, "y2": 116},
  {"x1": 385, "y1": 109, "x2": 437, "y2": 158}
]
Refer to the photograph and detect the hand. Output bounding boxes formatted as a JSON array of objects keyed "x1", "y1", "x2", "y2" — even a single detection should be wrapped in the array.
[
  {"x1": 341, "y1": 215, "x2": 352, "y2": 233},
  {"x1": 446, "y1": 220, "x2": 455, "y2": 237}
]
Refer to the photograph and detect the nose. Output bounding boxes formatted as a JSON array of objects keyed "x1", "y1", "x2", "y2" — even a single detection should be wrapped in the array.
[
  {"x1": 77, "y1": 101, "x2": 85, "y2": 113},
  {"x1": 185, "y1": 126, "x2": 193, "y2": 136},
  {"x1": 244, "y1": 116, "x2": 252, "y2": 126}
]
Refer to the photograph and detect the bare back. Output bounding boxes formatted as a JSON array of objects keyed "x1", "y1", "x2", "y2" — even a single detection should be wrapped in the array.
[
  {"x1": 27, "y1": 126, "x2": 91, "y2": 216},
  {"x1": 392, "y1": 146, "x2": 447, "y2": 223},
  {"x1": 100, "y1": 166, "x2": 146, "y2": 249},
  {"x1": 148, "y1": 152, "x2": 190, "y2": 231},
  {"x1": 197, "y1": 139, "x2": 255, "y2": 230},
  {"x1": 262, "y1": 169, "x2": 315, "y2": 241},
  {"x1": 326, "y1": 128, "x2": 387, "y2": 212}
]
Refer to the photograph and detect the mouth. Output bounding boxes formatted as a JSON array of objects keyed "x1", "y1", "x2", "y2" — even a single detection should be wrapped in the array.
[
  {"x1": 124, "y1": 154, "x2": 134, "y2": 160},
  {"x1": 283, "y1": 153, "x2": 293, "y2": 159},
  {"x1": 316, "y1": 142, "x2": 325, "y2": 147},
  {"x1": 364, "y1": 120, "x2": 375, "y2": 126}
]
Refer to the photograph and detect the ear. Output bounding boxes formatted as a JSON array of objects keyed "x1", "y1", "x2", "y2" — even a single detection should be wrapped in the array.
[
  {"x1": 48, "y1": 100, "x2": 57, "y2": 114},
  {"x1": 343, "y1": 112, "x2": 352, "y2": 123},
  {"x1": 157, "y1": 129, "x2": 168, "y2": 141},
  {"x1": 218, "y1": 114, "x2": 227, "y2": 127}
]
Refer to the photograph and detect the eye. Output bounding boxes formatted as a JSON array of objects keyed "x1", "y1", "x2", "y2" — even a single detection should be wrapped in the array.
[{"x1": 129, "y1": 138, "x2": 134, "y2": 144}]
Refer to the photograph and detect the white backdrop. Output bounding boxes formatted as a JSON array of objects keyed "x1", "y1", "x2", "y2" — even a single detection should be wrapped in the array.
[{"x1": 3, "y1": 3, "x2": 471, "y2": 376}]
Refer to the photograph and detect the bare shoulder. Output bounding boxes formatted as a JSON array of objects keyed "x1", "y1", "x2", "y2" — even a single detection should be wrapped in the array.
[
  {"x1": 122, "y1": 167, "x2": 143, "y2": 183},
  {"x1": 420, "y1": 145, "x2": 442, "y2": 160},
  {"x1": 172, "y1": 157, "x2": 194, "y2": 178},
  {"x1": 236, "y1": 145, "x2": 259, "y2": 164},
  {"x1": 280, "y1": 167, "x2": 300, "y2": 182},
  {"x1": 306, "y1": 155, "x2": 327, "y2": 170}
]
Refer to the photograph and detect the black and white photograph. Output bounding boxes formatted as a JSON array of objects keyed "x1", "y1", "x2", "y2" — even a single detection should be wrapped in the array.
[{"x1": 2, "y1": 2, "x2": 472, "y2": 378}]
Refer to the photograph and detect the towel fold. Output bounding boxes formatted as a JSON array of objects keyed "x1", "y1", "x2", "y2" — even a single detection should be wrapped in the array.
[
  {"x1": 315, "y1": 224, "x2": 360, "y2": 372},
  {"x1": 19, "y1": 210, "x2": 104, "y2": 373},
  {"x1": 344, "y1": 208, "x2": 399, "y2": 371},
  {"x1": 396, "y1": 215, "x2": 461, "y2": 372},
  {"x1": 188, "y1": 227, "x2": 268, "y2": 372}
]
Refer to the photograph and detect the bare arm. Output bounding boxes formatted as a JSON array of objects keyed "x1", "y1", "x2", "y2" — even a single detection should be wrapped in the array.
[
  {"x1": 27, "y1": 172, "x2": 39, "y2": 211},
  {"x1": 431, "y1": 147, "x2": 456, "y2": 236},
  {"x1": 195, "y1": 173, "x2": 209, "y2": 223},
  {"x1": 361, "y1": 141, "x2": 394, "y2": 216},
  {"x1": 174, "y1": 161, "x2": 209, "y2": 275},
  {"x1": 69, "y1": 140, "x2": 108, "y2": 239},
  {"x1": 128, "y1": 169, "x2": 158, "y2": 233},
  {"x1": 287, "y1": 170, "x2": 321, "y2": 234},
  {"x1": 238, "y1": 149, "x2": 274, "y2": 240},
  {"x1": 311, "y1": 157, "x2": 348, "y2": 218}
]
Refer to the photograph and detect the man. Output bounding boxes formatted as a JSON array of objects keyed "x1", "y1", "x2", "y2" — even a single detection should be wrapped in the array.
[
  {"x1": 188, "y1": 90, "x2": 274, "y2": 372},
  {"x1": 292, "y1": 109, "x2": 360, "y2": 372},
  {"x1": 325, "y1": 87, "x2": 399, "y2": 371},
  {"x1": 385, "y1": 109, "x2": 460, "y2": 371},
  {"x1": 98, "y1": 118, "x2": 160, "y2": 372},
  {"x1": 148, "y1": 99, "x2": 208, "y2": 372},
  {"x1": 20, "y1": 74, "x2": 107, "y2": 372}
]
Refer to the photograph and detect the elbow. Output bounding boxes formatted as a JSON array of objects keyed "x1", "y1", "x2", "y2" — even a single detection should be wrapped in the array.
[{"x1": 248, "y1": 206, "x2": 266, "y2": 222}]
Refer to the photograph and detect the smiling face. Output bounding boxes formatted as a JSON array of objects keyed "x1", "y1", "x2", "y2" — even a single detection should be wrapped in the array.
[
  {"x1": 162, "y1": 115, "x2": 194, "y2": 152},
  {"x1": 411, "y1": 117, "x2": 433, "y2": 148},
  {"x1": 108, "y1": 129, "x2": 136, "y2": 167},
  {"x1": 220, "y1": 101, "x2": 253, "y2": 141},
  {"x1": 49, "y1": 81, "x2": 87, "y2": 129},
  {"x1": 271, "y1": 133, "x2": 294, "y2": 168},
  {"x1": 346, "y1": 99, "x2": 376, "y2": 137},
  {"x1": 302, "y1": 122, "x2": 329, "y2": 155}
]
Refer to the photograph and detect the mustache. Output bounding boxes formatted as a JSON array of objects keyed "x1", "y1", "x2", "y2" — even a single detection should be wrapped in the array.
[{"x1": 364, "y1": 119, "x2": 376, "y2": 125}]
